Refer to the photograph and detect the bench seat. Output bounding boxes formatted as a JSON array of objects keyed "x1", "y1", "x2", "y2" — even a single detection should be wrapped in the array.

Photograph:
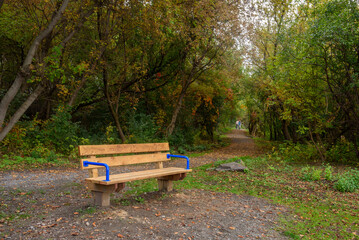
[{"x1": 86, "y1": 167, "x2": 192, "y2": 185}]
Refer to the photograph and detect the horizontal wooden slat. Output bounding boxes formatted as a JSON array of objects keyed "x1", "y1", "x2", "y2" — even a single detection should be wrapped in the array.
[
  {"x1": 80, "y1": 152, "x2": 169, "y2": 170},
  {"x1": 79, "y1": 142, "x2": 170, "y2": 156},
  {"x1": 85, "y1": 167, "x2": 192, "y2": 185}
]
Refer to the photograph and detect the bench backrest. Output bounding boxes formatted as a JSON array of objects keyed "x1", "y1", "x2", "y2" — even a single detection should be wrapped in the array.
[{"x1": 79, "y1": 143, "x2": 170, "y2": 171}]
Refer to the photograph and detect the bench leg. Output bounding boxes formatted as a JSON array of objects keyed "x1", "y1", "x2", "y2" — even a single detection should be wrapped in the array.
[
  {"x1": 158, "y1": 179, "x2": 173, "y2": 191},
  {"x1": 92, "y1": 191, "x2": 111, "y2": 207},
  {"x1": 88, "y1": 183, "x2": 125, "y2": 207}
]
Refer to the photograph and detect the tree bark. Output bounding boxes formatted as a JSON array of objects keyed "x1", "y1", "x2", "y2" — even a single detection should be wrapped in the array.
[
  {"x1": 0, "y1": 0, "x2": 70, "y2": 129},
  {"x1": 282, "y1": 120, "x2": 291, "y2": 140},
  {"x1": 103, "y1": 67, "x2": 126, "y2": 143},
  {"x1": 0, "y1": 0, "x2": 4, "y2": 12},
  {"x1": 166, "y1": 80, "x2": 190, "y2": 136},
  {"x1": 0, "y1": 84, "x2": 44, "y2": 141}
]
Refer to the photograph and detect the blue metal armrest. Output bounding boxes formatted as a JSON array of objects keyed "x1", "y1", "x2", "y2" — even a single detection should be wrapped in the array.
[
  {"x1": 83, "y1": 161, "x2": 110, "y2": 181},
  {"x1": 166, "y1": 154, "x2": 190, "y2": 170}
]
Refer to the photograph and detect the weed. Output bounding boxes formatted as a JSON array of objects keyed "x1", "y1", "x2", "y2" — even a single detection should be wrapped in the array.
[
  {"x1": 324, "y1": 165, "x2": 333, "y2": 181},
  {"x1": 334, "y1": 169, "x2": 359, "y2": 192},
  {"x1": 300, "y1": 166, "x2": 322, "y2": 181},
  {"x1": 120, "y1": 199, "x2": 131, "y2": 206},
  {"x1": 76, "y1": 206, "x2": 97, "y2": 215},
  {"x1": 311, "y1": 168, "x2": 322, "y2": 181},
  {"x1": 160, "y1": 193, "x2": 168, "y2": 200},
  {"x1": 135, "y1": 197, "x2": 145, "y2": 204}
]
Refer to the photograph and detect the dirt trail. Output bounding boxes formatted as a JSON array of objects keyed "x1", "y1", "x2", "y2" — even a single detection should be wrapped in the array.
[
  {"x1": 0, "y1": 129, "x2": 288, "y2": 240},
  {"x1": 187, "y1": 129, "x2": 264, "y2": 168}
]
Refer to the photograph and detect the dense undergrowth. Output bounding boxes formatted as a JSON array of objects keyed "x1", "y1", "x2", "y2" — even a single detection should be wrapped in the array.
[{"x1": 0, "y1": 107, "x2": 231, "y2": 171}]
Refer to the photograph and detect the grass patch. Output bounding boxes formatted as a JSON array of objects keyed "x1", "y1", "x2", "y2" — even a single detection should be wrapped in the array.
[
  {"x1": 0, "y1": 155, "x2": 76, "y2": 171},
  {"x1": 174, "y1": 156, "x2": 359, "y2": 239},
  {"x1": 75, "y1": 206, "x2": 97, "y2": 216}
]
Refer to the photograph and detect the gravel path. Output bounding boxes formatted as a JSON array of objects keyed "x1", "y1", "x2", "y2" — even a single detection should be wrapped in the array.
[{"x1": 0, "y1": 130, "x2": 288, "y2": 239}]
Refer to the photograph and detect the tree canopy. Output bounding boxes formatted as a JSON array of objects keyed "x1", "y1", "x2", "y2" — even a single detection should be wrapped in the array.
[{"x1": 0, "y1": 0, "x2": 358, "y2": 165}]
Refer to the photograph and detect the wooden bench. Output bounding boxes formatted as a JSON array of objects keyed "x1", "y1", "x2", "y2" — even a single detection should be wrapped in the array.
[{"x1": 79, "y1": 142, "x2": 192, "y2": 206}]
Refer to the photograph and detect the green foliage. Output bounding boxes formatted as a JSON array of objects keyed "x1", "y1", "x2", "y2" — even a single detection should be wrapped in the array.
[
  {"x1": 76, "y1": 206, "x2": 97, "y2": 215},
  {"x1": 324, "y1": 165, "x2": 333, "y2": 181},
  {"x1": 42, "y1": 106, "x2": 79, "y2": 154},
  {"x1": 326, "y1": 138, "x2": 357, "y2": 164},
  {"x1": 127, "y1": 113, "x2": 160, "y2": 143},
  {"x1": 300, "y1": 166, "x2": 322, "y2": 181},
  {"x1": 0, "y1": 154, "x2": 71, "y2": 170},
  {"x1": 168, "y1": 128, "x2": 193, "y2": 152},
  {"x1": 334, "y1": 169, "x2": 359, "y2": 193},
  {"x1": 1, "y1": 106, "x2": 79, "y2": 158},
  {"x1": 104, "y1": 124, "x2": 119, "y2": 144},
  {"x1": 271, "y1": 142, "x2": 319, "y2": 163}
]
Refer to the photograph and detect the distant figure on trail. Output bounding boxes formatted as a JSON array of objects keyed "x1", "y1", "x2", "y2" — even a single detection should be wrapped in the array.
[{"x1": 236, "y1": 120, "x2": 241, "y2": 129}]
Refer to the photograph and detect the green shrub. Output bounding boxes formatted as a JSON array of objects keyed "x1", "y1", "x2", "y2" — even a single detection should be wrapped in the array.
[
  {"x1": 324, "y1": 165, "x2": 333, "y2": 181},
  {"x1": 42, "y1": 106, "x2": 79, "y2": 154},
  {"x1": 273, "y1": 142, "x2": 319, "y2": 163},
  {"x1": 127, "y1": 113, "x2": 160, "y2": 143},
  {"x1": 334, "y1": 169, "x2": 359, "y2": 192},
  {"x1": 326, "y1": 138, "x2": 357, "y2": 164},
  {"x1": 300, "y1": 166, "x2": 322, "y2": 181}
]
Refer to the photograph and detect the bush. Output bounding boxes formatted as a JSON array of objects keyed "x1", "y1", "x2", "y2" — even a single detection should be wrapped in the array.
[
  {"x1": 42, "y1": 106, "x2": 79, "y2": 154},
  {"x1": 0, "y1": 105, "x2": 79, "y2": 157},
  {"x1": 300, "y1": 166, "x2": 322, "y2": 181},
  {"x1": 272, "y1": 142, "x2": 319, "y2": 163},
  {"x1": 127, "y1": 113, "x2": 160, "y2": 143},
  {"x1": 326, "y1": 137, "x2": 357, "y2": 164},
  {"x1": 334, "y1": 169, "x2": 359, "y2": 193},
  {"x1": 324, "y1": 165, "x2": 333, "y2": 181}
]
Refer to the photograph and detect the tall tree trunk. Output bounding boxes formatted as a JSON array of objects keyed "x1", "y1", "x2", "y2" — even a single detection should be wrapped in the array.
[
  {"x1": 0, "y1": 84, "x2": 44, "y2": 141},
  {"x1": 0, "y1": 0, "x2": 69, "y2": 129},
  {"x1": 166, "y1": 80, "x2": 190, "y2": 137},
  {"x1": 102, "y1": 66, "x2": 126, "y2": 143}
]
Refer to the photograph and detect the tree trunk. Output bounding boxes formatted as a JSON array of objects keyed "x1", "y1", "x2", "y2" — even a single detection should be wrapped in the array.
[
  {"x1": 282, "y1": 120, "x2": 291, "y2": 140},
  {"x1": 102, "y1": 65, "x2": 126, "y2": 143},
  {"x1": 0, "y1": 84, "x2": 44, "y2": 141},
  {"x1": 0, "y1": 73, "x2": 25, "y2": 128},
  {"x1": 308, "y1": 124, "x2": 326, "y2": 162},
  {"x1": 0, "y1": 0, "x2": 4, "y2": 11},
  {"x1": 0, "y1": 0, "x2": 70, "y2": 129},
  {"x1": 166, "y1": 82, "x2": 190, "y2": 137}
]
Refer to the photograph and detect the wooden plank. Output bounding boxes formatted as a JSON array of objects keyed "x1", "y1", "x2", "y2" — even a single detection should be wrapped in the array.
[
  {"x1": 88, "y1": 156, "x2": 98, "y2": 177},
  {"x1": 79, "y1": 143, "x2": 170, "y2": 156},
  {"x1": 85, "y1": 167, "x2": 192, "y2": 185},
  {"x1": 80, "y1": 152, "x2": 169, "y2": 170}
]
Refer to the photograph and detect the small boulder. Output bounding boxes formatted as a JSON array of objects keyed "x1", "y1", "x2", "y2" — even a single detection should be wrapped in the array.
[{"x1": 215, "y1": 161, "x2": 247, "y2": 172}]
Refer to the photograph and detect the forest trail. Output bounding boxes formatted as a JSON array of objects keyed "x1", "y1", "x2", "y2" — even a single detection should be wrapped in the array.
[
  {"x1": 183, "y1": 129, "x2": 265, "y2": 168},
  {"x1": 0, "y1": 130, "x2": 288, "y2": 240}
]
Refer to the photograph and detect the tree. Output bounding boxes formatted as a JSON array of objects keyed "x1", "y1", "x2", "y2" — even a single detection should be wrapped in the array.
[
  {"x1": 0, "y1": 0, "x2": 70, "y2": 141},
  {"x1": 166, "y1": 0, "x2": 240, "y2": 136}
]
